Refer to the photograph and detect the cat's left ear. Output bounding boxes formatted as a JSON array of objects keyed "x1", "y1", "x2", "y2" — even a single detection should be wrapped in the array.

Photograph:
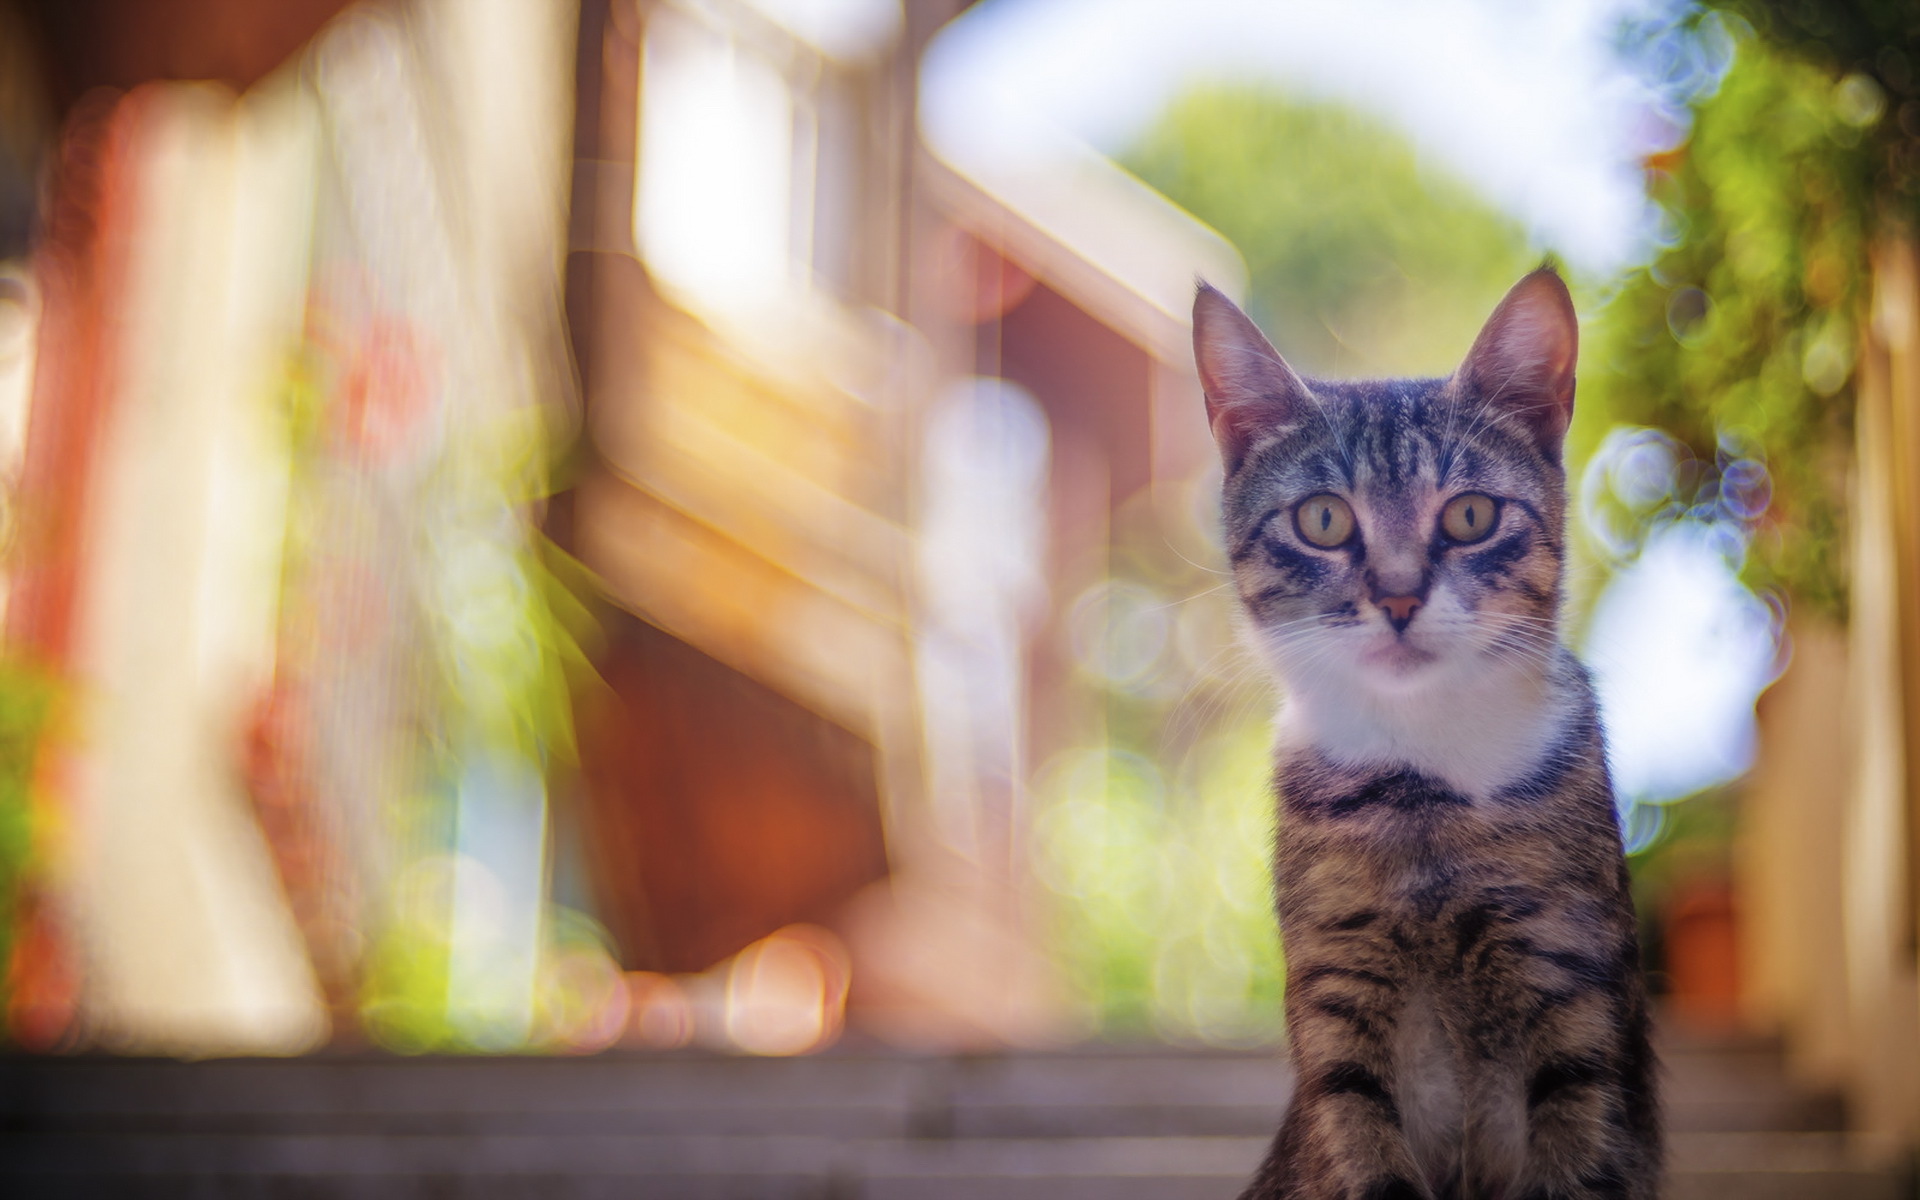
[
  {"x1": 1456, "y1": 266, "x2": 1578, "y2": 456},
  {"x1": 1192, "y1": 282, "x2": 1314, "y2": 475}
]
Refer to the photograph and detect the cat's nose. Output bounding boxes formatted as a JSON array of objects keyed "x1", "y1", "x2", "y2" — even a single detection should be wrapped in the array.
[{"x1": 1376, "y1": 595, "x2": 1422, "y2": 633}]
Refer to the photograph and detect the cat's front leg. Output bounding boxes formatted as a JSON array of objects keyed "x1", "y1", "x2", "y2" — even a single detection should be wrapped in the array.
[
  {"x1": 1511, "y1": 981, "x2": 1660, "y2": 1200},
  {"x1": 1239, "y1": 951, "x2": 1429, "y2": 1200},
  {"x1": 1457, "y1": 918, "x2": 1660, "y2": 1200}
]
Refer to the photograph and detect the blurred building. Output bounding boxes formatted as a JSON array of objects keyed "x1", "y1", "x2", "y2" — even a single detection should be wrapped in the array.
[
  {"x1": 3, "y1": 0, "x2": 586, "y2": 1053},
  {"x1": 560, "y1": 0, "x2": 1240, "y2": 1047},
  {"x1": 0, "y1": 0, "x2": 1247, "y2": 1055}
]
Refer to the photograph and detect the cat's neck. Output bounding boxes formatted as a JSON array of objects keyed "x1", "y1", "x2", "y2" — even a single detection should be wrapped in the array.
[{"x1": 1273, "y1": 648, "x2": 1578, "y2": 801}]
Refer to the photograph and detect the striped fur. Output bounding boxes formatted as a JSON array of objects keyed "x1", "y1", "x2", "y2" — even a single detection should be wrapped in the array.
[{"x1": 1194, "y1": 270, "x2": 1659, "y2": 1200}]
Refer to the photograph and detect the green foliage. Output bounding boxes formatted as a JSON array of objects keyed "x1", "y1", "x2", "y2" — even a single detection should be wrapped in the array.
[
  {"x1": 0, "y1": 662, "x2": 55, "y2": 1028},
  {"x1": 1715, "y1": 1, "x2": 1920, "y2": 174},
  {"x1": 1029, "y1": 486, "x2": 1288, "y2": 1043},
  {"x1": 1584, "y1": 26, "x2": 1880, "y2": 618},
  {"x1": 1033, "y1": 728, "x2": 1285, "y2": 1042},
  {"x1": 359, "y1": 907, "x2": 456, "y2": 1054},
  {"x1": 1123, "y1": 88, "x2": 1539, "y2": 378}
]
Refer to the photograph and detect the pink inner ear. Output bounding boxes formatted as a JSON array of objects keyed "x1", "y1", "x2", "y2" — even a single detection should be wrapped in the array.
[
  {"x1": 1192, "y1": 283, "x2": 1311, "y2": 473},
  {"x1": 1461, "y1": 268, "x2": 1578, "y2": 446},
  {"x1": 1502, "y1": 307, "x2": 1575, "y2": 382},
  {"x1": 1192, "y1": 322, "x2": 1250, "y2": 407}
]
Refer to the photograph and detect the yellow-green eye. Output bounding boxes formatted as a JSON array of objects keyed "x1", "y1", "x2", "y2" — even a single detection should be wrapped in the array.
[
  {"x1": 1295, "y1": 493, "x2": 1356, "y2": 548},
  {"x1": 1441, "y1": 493, "x2": 1498, "y2": 543}
]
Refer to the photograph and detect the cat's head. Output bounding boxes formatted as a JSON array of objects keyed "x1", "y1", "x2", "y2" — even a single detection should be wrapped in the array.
[{"x1": 1192, "y1": 268, "x2": 1575, "y2": 697}]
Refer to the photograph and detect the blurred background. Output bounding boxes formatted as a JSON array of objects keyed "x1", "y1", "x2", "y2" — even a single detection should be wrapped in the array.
[{"x1": 0, "y1": 0, "x2": 1917, "y2": 1190}]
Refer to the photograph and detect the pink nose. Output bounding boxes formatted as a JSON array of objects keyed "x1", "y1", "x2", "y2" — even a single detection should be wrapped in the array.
[{"x1": 1378, "y1": 595, "x2": 1422, "y2": 631}]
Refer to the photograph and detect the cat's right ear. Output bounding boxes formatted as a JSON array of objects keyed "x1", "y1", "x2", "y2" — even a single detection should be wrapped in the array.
[
  {"x1": 1193, "y1": 282, "x2": 1312, "y2": 475},
  {"x1": 1455, "y1": 266, "x2": 1578, "y2": 457}
]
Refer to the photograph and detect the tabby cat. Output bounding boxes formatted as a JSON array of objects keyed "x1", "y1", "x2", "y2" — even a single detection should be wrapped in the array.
[{"x1": 1191, "y1": 268, "x2": 1659, "y2": 1200}]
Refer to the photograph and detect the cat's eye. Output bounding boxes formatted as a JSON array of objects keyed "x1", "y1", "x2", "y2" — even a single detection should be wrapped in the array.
[
  {"x1": 1441, "y1": 493, "x2": 1498, "y2": 543},
  {"x1": 1294, "y1": 494, "x2": 1356, "y2": 548}
]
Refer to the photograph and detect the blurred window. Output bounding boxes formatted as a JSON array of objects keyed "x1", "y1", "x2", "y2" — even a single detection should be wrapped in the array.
[{"x1": 635, "y1": 0, "x2": 899, "y2": 321}]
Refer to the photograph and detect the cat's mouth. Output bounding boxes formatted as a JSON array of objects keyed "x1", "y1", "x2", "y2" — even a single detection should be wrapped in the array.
[{"x1": 1359, "y1": 636, "x2": 1439, "y2": 674}]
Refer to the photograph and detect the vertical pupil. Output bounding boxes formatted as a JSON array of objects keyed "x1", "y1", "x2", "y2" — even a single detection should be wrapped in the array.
[
  {"x1": 1466, "y1": 505, "x2": 1477, "y2": 527},
  {"x1": 1320, "y1": 508, "x2": 1331, "y2": 531}
]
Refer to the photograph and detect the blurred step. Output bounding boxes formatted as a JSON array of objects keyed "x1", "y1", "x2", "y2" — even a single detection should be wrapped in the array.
[
  {"x1": 0, "y1": 1049, "x2": 1293, "y2": 1139},
  {"x1": 0, "y1": 1054, "x2": 929, "y2": 1137},
  {"x1": 0, "y1": 1131, "x2": 1273, "y2": 1199},
  {"x1": 1657, "y1": 1018, "x2": 1847, "y2": 1135},
  {"x1": 0, "y1": 1042, "x2": 1847, "y2": 1137},
  {"x1": 0, "y1": 1036, "x2": 1908, "y2": 1199},
  {"x1": 1666, "y1": 1131, "x2": 1912, "y2": 1200},
  {"x1": 2, "y1": 1131, "x2": 1908, "y2": 1200},
  {"x1": 1660, "y1": 1045, "x2": 1847, "y2": 1133}
]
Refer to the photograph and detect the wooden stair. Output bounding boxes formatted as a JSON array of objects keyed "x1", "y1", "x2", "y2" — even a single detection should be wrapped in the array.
[{"x1": 0, "y1": 1029, "x2": 1909, "y2": 1198}]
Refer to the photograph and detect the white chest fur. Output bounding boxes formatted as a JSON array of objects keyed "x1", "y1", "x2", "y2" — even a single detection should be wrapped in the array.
[{"x1": 1274, "y1": 655, "x2": 1573, "y2": 801}]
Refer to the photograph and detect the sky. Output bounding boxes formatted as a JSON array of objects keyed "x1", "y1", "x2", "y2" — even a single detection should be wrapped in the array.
[{"x1": 921, "y1": 0, "x2": 1704, "y2": 275}]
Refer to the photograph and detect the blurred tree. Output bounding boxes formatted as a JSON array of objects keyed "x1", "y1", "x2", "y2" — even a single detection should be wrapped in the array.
[
  {"x1": 1584, "y1": 2, "x2": 1920, "y2": 619},
  {"x1": 1123, "y1": 88, "x2": 1538, "y2": 379},
  {"x1": 1716, "y1": 0, "x2": 1920, "y2": 157}
]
